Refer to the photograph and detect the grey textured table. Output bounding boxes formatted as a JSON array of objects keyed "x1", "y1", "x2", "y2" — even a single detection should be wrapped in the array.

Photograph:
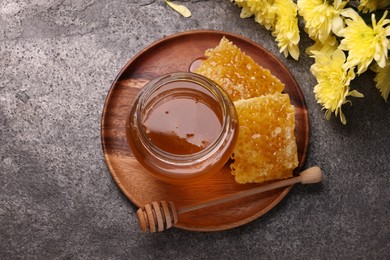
[{"x1": 1, "y1": 1, "x2": 389, "y2": 259}]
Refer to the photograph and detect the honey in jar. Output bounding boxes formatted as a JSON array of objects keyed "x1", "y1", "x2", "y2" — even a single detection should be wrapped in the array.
[{"x1": 126, "y1": 72, "x2": 238, "y2": 184}]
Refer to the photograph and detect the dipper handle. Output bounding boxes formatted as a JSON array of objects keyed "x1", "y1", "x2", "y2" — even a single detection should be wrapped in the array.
[{"x1": 136, "y1": 166, "x2": 322, "y2": 232}]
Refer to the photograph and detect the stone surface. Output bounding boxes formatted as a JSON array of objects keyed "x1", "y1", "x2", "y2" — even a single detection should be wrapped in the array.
[{"x1": 1, "y1": 1, "x2": 389, "y2": 259}]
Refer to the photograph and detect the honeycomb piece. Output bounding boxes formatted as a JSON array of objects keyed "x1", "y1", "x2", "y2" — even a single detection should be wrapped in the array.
[
  {"x1": 231, "y1": 93, "x2": 298, "y2": 184},
  {"x1": 194, "y1": 37, "x2": 285, "y2": 101}
]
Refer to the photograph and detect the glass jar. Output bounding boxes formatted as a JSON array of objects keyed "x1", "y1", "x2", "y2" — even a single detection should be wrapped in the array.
[{"x1": 126, "y1": 72, "x2": 238, "y2": 184}]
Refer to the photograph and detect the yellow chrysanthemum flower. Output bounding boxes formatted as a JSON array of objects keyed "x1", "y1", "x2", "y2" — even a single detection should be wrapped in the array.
[
  {"x1": 358, "y1": 0, "x2": 390, "y2": 13},
  {"x1": 233, "y1": 0, "x2": 300, "y2": 60},
  {"x1": 339, "y1": 9, "x2": 390, "y2": 74},
  {"x1": 310, "y1": 48, "x2": 363, "y2": 124},
  {"x1": 372, "y1": 61, "x2": 390, "y2": 102},
  {"x1": 272, "y1": 0, "x2": 300, "y2": 60},
  {"x1": 233, "y1": 0, "x2": 277, "y2": 30},
  {"x1": 297, "y1": 0, "x2": 347, "y2": 43}
]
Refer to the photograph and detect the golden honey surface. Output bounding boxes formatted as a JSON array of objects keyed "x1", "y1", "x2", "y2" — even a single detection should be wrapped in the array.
[{"x1": 142, "y1": 81, "x2": 223, "y2": 155}]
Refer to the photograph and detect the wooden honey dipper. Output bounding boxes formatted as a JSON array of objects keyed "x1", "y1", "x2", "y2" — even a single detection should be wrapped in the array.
[{"x1": 136, "y1": 166, "x2": 322, "y2": 232}]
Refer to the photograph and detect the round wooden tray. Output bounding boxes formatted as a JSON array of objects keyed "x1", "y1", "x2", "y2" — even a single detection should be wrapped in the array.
[{"x1": 101, "y1": 30, "x2": 309, "y2": 231}]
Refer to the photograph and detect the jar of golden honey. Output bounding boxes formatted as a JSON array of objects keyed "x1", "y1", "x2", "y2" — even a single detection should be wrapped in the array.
[{"x1": 126, "y1": 72, "x2": 238, "y2": 184}]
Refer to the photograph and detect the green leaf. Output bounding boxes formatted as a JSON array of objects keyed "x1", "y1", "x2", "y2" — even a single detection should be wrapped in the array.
[{"x1": 164, "y1": 0, "x2": 192, "y2": 18}]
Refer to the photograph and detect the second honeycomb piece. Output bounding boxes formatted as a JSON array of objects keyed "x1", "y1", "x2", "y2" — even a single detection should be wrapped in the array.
[{"x1": 231, "y1": 93, "x2": 298, "y2": 184}]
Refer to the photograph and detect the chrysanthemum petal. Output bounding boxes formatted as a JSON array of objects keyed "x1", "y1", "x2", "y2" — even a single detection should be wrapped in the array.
[
  {"x1": 372, "y1": 61, "x2": 390, "y2": 102},
  {"x1": 288, "y1": 45, "x2": 300, "y2": 60},
  {"x1": 164, "y1": 0, "x2": 191, "y2": 17},
  {"x1": 332, "y1": 16, "x2": 345, "y2": 36},
  {"x1": 340, "y1": 8, "x2": 360, "y2": 20},
  {"x1": 240, "y1": 6, "x2": 253, "y2": 18},
  {"x1": 339, "y1": 109, "x2": 346, "y2": 125},
  {"x1": 358, "y1": 0, "x2": 390, "y2": 13},
  {"x1": 348, "y1": 90, "x2": 364, "y2": 98}
]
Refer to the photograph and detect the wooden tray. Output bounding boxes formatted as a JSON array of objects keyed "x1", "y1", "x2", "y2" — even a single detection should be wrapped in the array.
[{"x1": 101, "y1": 30, "x2": 309, "y2": 231}]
